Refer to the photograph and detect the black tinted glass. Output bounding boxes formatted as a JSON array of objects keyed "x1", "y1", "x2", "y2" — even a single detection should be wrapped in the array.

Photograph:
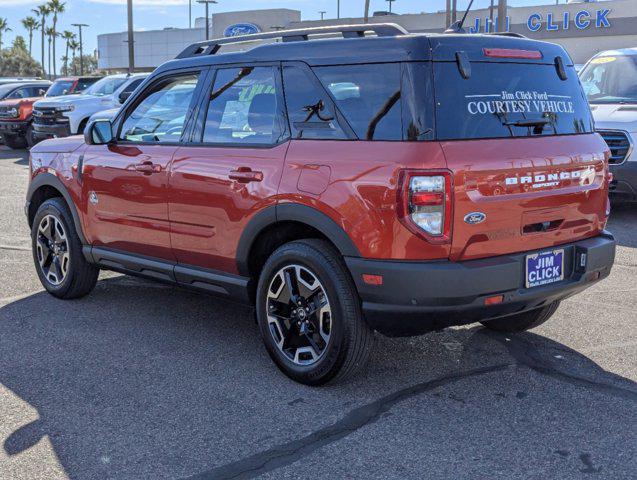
[
  {"x1": 314, "y1": 64, "x2": 402, "y2": 141},
  {"x1": 434, "y1": 62, "x2": 593, "y2": 140},
  {"x1": 282, "y1": 66, "x2": 347, "y2": 140},
  {"x1": 76, "y1": 78, "x2": 99, "y2": 92},
  {"x1": 47, "y1": 81, "x2": 75, "y2": 97}
]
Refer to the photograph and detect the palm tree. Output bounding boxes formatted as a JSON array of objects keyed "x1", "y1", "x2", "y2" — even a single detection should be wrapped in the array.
[
  {"x1": 61, "y1": 30, "x2": 75, "y2": 76},
  {"x1": 0, "y1": 18, "x2": 11, "y2": 51},
  {"x1": 21, "y1": 17, "x2": 39, "y2": 56},
  {"x1": 45, "y1": 26, "x2": 57, "y2": 79},
  {"x1": 33, "y1": 4, "x2": 50, "y2": 77},
  {"x1": 47, "y1": 0, "x2": 65, "y2": 77},
  {"x1": 69, "y1": 39, "x2": 79, "y2": 75}
]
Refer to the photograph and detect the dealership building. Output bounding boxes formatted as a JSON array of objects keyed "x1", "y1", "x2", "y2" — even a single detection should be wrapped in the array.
[{"x1": 97, "y1": 0, "x2": 637, "y2": 70}]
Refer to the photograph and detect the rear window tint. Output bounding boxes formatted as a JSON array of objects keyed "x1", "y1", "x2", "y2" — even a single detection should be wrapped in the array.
[
  {"x1": 434, "y1": 62, "x2": 593, "y2": 140},
  {"x1": 314, "y1": 63, "x2": 402, "y2": 141}
]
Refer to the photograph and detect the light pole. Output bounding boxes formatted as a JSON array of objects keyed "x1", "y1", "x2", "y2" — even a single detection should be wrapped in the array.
[
  {"x1": 497, "y1": 0, "x2": 507, "y2": 32},
  {"x1": 127, "y1": 0, "x2": 134, "y2": 73},
  {"x1": 319, "y1": 11, "x2": 326, "y2": 20},
  {"x1": 337, "y1": 0, "x2": 340, "y2": 19},
  {"x1": 71, "y1": 23, "x2": 88, "y2": 75},
  {"x1": 197, "y1": 0, "x2": 217, "y2": 40},
  {"x1": 189, "y1": 0, "x2": 192, "y2": 28},
  {"x1": 385, "y1": 0, "x2": 395, "y2": 13}
]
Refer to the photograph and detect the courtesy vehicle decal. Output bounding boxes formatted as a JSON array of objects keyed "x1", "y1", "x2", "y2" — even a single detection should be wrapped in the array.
[{"x1": 465, "y1": 90, "x2": 574, "y2": 115}]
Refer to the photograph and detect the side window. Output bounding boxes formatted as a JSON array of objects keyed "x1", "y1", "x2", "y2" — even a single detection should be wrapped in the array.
[
  {"x1": 76, "y1": 79, "x2": 97, "y2": 92},
  {"x1": 282, "y1": 66, "x2": 347, "y2": 140},
  {"x1": 314, "y1": 63, "x2": 402, "y2": 141},
  {"x1": 7, "y1": 88, "x2": 28, "y2": 99},
  {"x1": 122, "y1": 78, "x2": 144, "y2": 95},
  {"x1": 119, "y1": 73, "x2": 199, "y2": 143},
  {"x1": 202, "y1": 66, "x2": 285, "y2": 145}
]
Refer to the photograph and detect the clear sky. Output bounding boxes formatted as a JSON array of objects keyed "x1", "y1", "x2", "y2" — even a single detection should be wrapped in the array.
[{"x1": 0, "y1": 0, "x2": 549, "y2": 71}]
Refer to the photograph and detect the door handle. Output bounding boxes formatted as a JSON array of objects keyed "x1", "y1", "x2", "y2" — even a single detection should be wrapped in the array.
[
  {"x1": 134, "y1": 161, "x2": 161, "y2": 174},
  {"x1": 229, "y1": 168, "x2": 263, "y2": 183}
]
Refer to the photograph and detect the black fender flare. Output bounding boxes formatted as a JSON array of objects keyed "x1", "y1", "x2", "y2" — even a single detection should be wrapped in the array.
[
  {"x1": 26, "y1": 172, "x2": 88, "y2": 245},
  {"x1": 236, "y1": 203, "x2": 361, "y2": 276}
]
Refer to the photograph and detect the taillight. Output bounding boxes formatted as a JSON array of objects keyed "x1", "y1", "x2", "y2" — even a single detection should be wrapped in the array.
[{"x1": 398, "y1": 170, "x2": 452, "y2": 244}]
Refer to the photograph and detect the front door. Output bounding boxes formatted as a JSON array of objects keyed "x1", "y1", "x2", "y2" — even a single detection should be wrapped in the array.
[
  {"x1": 81, "y1": 71, "x2": 204, "y2": 260},
  {"x1": 169, "y1": 65, "x2": 289, "y2": 273}
]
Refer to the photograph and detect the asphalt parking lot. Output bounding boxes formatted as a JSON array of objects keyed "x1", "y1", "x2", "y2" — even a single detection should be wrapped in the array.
[{"x1": 0, "y1": 146, "x2": 635, "y2": 480}]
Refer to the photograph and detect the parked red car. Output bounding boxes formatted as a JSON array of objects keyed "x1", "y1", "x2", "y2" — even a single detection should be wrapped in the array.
[
  {"x1": 0, "y1": 77, "x2": 100, "y2": 148},
  {"x1": 26, "y1": 25, "x2": 616, "y2": 384}
]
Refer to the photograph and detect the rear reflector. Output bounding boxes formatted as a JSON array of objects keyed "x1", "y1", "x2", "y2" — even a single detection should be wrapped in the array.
[
  {"x1": 484, "y1": 295, "x2": 504, "y2": 306},
  {"x1": 483, "y1": 48, "x2": 542, "y2": 60},
  {"x1": 362, "y1": 274, "x2": 383, "y2": 286}
]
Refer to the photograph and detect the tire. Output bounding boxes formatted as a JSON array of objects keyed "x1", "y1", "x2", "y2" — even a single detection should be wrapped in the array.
[
  {"x1": 25, "y1": 125, "x2": 36, "y2": 149},
  {"x1": 77, "y1": 119, "x2": 89, "y2": 135},
  {"x1": 480, "y1": 301, "x2": 560, "y2": 333},
  {"x1": 256, "y1": 239, "x2": 374, "y2": 385},
  {"x1": 4, "y1": 134, "x2": 27, "y2": 149},
  {"x1": 31, "y1": 198, "x2": 99, "y2": 299}
]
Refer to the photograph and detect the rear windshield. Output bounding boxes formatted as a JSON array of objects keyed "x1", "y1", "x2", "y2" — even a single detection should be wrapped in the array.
[
  {"x1": 434, "y1": 62, "x2": 593, "y2": 140},
  {"x1": 46, "y1": 80, "x2": 75, "y2": 97},
  {"x1": 76, "y1": 77, "x2": 100, "y2": 92}
]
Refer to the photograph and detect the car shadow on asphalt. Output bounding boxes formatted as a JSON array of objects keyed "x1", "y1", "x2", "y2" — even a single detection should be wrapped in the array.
[
  {"x1": 0, "y1": 275, "x2": 635, "y2": 479},
  {"x1": 608, "y1": 203, "x2": 637, "y2": 248}
]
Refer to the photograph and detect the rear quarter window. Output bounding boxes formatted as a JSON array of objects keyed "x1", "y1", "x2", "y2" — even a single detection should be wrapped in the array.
[
  {"x1": 313, "y1": 63, "x2": 402, "y2": 141},
  {"x1": 434, "y1": 62, "x2": 593, "y2": 140}
]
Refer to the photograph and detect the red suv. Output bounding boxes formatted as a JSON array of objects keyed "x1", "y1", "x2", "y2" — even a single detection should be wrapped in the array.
[{"x1": 26, "y1": 25, "x2": 616, "y2": 384}]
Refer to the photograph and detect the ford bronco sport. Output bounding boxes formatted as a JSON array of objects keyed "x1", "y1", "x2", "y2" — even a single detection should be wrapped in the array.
[{"x1": 26, "y1": 24, "x2": 616, "y2": 385}]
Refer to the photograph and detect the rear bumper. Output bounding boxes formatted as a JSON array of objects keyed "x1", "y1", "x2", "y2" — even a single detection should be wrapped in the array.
[
  {"x1": 610, "y1": 161, "x2": 637, "y2": 201},
  {"x1": 345, "y1": 232, "x2": 616, "y2": 337}
]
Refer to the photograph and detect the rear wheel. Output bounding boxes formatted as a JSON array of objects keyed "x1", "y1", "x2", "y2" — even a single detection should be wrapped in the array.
[
  {"x1": 4, "y1": 134, "x2": 27, "y2": 149},
  {"x1": 256, "y1": 239, "x2": 373, "y2": 385},
  {"x1": 480, "y1": 301, "x2": 560, "y2": 333},
  {"x1": 25, "y1": 125, "x2": 36, "y2": 148},
  {"x1": 31, "y1": 198, "x2": 99, "y2": 299}
]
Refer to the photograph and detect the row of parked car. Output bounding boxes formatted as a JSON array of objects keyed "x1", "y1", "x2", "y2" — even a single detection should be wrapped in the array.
[
  {"x1": 1, "y1": 47, "x2": 636, "y2": 202},
  {"x1": 0, "y1": 73, "x2": 148, "y2": 149}
]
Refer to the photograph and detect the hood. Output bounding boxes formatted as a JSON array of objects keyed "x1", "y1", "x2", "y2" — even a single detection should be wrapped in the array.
[
  {"x1": 591, "y1": 104, "x2": 637, "y2": 133},
  {"x1": 0, "y1": 96, "x2": 42, "y2": 107},
  {"x1": 30, "y1": 135, "x2": 86, "y2": 154},
  {"x1": 34, "y1": 94, "x2": 111, "y2": 107}
]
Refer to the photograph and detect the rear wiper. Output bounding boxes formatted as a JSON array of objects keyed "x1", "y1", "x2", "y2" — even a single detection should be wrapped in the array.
[{"x1": 503, "y1": 119, "x2": 551, "y2": 127}]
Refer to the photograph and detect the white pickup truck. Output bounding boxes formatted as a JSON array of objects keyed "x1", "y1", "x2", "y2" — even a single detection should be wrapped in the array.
[
  {"x1": 32, "y1": 73, "x2": 148, "y2": 140},
  {"x1": 580, "y1": 48, "x2": 637, "y2": 202}
]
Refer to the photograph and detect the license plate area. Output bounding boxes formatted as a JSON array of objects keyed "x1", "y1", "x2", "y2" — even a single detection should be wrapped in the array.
[{"x1": 525, "y1": 249, "x2": 565, "y2": 288}]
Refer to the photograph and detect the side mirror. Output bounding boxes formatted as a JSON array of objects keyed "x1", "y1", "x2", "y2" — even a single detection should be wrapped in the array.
[
  {"x1": 119, "y1": 90, "x2": 132, "y2": 104},
  {"x1": 85, "y1": 120, "x2": 114, "y2": 145}
]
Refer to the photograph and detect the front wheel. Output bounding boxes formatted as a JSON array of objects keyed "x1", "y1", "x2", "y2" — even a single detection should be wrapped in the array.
[
  {"x1": 256, "y1": 239, "x2": 374, "y2": 385},
  {"x1": 31, "y1": 198, "x2": 100, "y2": 299},
  {"x1": 480, "y1": 301, "x2": 560, "y2": 333}
]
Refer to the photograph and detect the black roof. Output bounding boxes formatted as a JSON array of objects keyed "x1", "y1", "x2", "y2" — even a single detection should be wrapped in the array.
[{"x1": 155, "y1": 24, "x2": 572, "y2": 76}]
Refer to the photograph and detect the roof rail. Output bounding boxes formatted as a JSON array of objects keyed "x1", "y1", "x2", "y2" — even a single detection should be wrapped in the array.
[{"x1": 176, "y1": 23, "x2": 409, "y2": 59}]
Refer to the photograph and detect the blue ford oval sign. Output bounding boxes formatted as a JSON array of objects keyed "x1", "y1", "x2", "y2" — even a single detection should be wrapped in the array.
[
  {"x1": 464, "y1": 212, "x2": 487, "y2": 225},
  {"x1": 224, "y1": 23, "x2": 261, "y2": 37}
]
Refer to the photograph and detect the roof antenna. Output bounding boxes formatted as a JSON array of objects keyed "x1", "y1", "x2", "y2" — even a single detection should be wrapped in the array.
[{"x1": 444, "y1": 0, "x2": 476, "y2": 34}]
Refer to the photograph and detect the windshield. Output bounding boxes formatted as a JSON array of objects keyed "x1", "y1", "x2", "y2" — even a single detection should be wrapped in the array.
[
  {"x1": 434, "y1": 62, "x2": 593, "y2": 140},
  {"x1": 46, "y1": 80, "x2": 75, "y2": 97},
  {"x1": 84, "y1": 76, "x2": 127, "y2": 97},
  {"x1": 0, "y1": 84, "x2": 19, "y2": 99},
  {"x1": 580, "y1": 55, "x2": 637, "y2": 104}
]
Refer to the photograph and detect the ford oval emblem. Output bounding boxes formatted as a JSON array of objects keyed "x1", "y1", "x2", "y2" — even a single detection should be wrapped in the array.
[
  {"x1": 224, "y1": 23, "x2": 261, "y2": 37},
  {"x1": 464, "y1": 212, "x2": 486, "y2": 225}
]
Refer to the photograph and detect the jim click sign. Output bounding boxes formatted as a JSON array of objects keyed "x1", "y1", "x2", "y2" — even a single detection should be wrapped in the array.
[{"x1": 469, "y1": 8, "x2": 612, "y2": 34}]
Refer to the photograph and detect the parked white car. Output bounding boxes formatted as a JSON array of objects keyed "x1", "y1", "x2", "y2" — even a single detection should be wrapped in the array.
[
  {"x1": 32, "y1": 73, "x2": 149, "y2": 140},
  {"x1": 580, "y1": 48, "x2": 637, "y2": 202}
]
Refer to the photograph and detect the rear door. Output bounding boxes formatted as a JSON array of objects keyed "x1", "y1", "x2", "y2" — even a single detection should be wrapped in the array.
[
  {"x1": 431, "y1": 50, "x2": 609, "y2": 261},
  {"x1": 168, "y1": 63, "x2": 289, "y2": 273},
  {"x1": 81, "y1": 70, "x2": 205, "y2": 260}
]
